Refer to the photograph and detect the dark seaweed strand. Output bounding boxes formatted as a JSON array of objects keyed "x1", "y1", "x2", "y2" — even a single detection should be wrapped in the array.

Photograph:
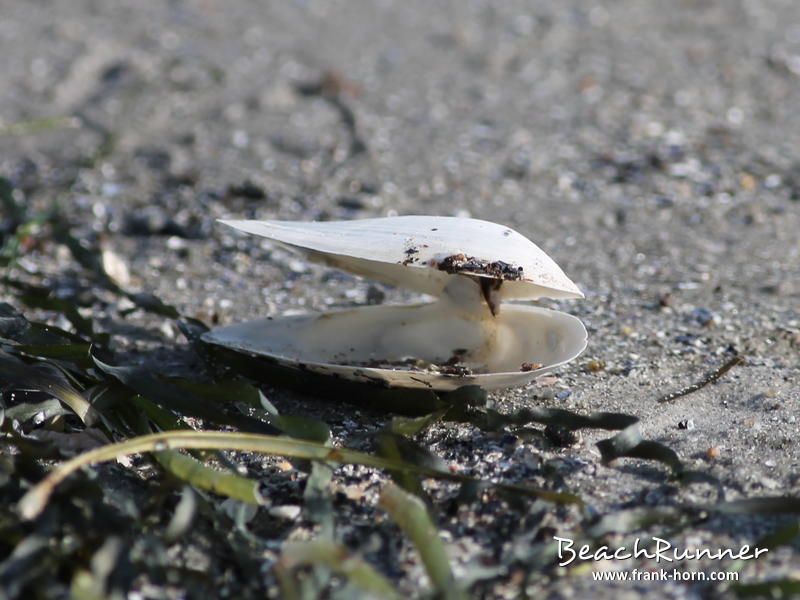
[{"x1": 657, "y1": 355, "x2": 745, "y2": 403}]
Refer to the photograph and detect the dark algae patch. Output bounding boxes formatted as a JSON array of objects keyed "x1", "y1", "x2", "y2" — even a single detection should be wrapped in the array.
[
  {"x1": 435, "y1": 253, "x2": 525, "y2": 280},
  {"x1": 435, "y1": 254, "x2": 524, "y2": 314},
  {"x1": 401, "y1": 246, "x2": 420, "y2": 265}
]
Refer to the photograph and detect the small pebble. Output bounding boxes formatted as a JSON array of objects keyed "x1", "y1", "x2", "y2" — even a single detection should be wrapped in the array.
[
  {"x1": 226, "y1": 180, "x2": 266, "y2": 200},
  {"x1": 520, "y1": 362, "x2": 543, "y2": 372},
  {"x1": 544, "y1": 425, "x2": 581, "y2": 447},
  {"x1": 336, "y1": 196, "x2": 366, "y2": 211},
  {"x1": 739, "y1": 173, "x2": 756, "y2": 190},
  {"x1": 689, "y1": 308, "x2": 717, "y2": 327},
  {"x1": 585, "y1": 359, "x2": 606, "y2": 372},
  {"x1": 268, "y1": 505, "x2": 301, "y2": 520},
  {"x1": 123, "y1": 206, "x2": 169, "y2": 236},
  {"x1": 501, "y1": 433, "x2": 519, "y2": 454},
  {"x1": 167, "y1": 235, "x2": 187, "y2": 251},
  {"x1": 678, "y1": 419, "x2": 695, "y2": 430},
  {"x1": 705, "y1": 446, "x2": 720, "y2": 460}
]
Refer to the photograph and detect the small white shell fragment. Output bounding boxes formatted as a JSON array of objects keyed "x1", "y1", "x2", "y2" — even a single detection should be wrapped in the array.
[{"x1": 203, "y1": 216, "x2": 587, "y2": 391}]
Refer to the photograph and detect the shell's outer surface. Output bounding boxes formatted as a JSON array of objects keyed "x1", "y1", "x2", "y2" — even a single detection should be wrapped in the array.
[
  {"x1": 201, "y1": 301, "x2": 588, "y2": 391},
  {"x1": 220, "y1": 216, "x2": 583, "y2": 300}
]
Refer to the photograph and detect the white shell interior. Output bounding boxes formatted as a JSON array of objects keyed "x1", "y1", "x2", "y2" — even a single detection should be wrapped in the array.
[{"x1": 202, "y1": 299, "x2": 587, "y2": 391}]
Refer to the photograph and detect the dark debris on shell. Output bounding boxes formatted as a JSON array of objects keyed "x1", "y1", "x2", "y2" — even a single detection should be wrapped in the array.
[{"x1": 435, "y1": 254, "x2": 524, "y2": 280}]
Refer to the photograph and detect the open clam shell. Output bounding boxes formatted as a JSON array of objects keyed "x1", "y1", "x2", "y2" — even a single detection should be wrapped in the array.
[{"x1": 202, "y1": 216, "x2": 587, "y2": 391}]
